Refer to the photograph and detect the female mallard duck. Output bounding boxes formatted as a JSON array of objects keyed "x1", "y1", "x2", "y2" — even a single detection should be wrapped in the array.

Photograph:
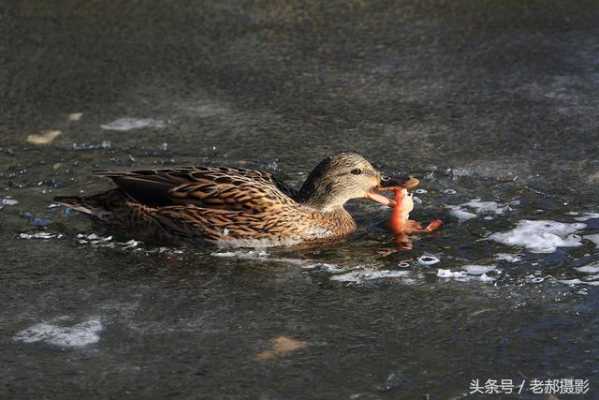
[{"x1": 55, "y1": 152, "x2": 411, "y2": 247}]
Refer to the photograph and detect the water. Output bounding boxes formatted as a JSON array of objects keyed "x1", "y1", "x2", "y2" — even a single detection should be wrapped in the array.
[{"x1": 2, "y1": 1, "x2": 599, "y2": 399}]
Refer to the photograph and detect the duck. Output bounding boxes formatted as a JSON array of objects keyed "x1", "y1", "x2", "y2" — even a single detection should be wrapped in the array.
[{"x1": 55, "y1": 152, "x2": 411, "y2": 247}]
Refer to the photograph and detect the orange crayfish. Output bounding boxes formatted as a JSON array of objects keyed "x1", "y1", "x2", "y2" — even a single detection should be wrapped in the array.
[{"x1": 379, "y1": 177, "x2": 442, "y2": 251}]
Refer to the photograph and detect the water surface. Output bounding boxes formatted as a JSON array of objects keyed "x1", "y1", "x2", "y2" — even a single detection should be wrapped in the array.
[{"x1": 2, "y1": 1, "x2": 599, "y2": 399}]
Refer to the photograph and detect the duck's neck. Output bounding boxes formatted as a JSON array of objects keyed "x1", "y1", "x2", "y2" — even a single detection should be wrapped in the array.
[
  {"x1": 297, "y1": 178, "x2": 356, "y2": 236},
  {"x1": 300, "y1": 191, "x2": 346, "y2": 212},
  {"x1": 298, "y1": 176, "x2": 346, "y2": 212}
]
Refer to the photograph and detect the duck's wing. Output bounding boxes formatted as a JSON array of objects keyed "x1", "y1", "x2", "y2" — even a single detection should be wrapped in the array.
[{"x1": 95, "y1": 166, "x2": 297, "y2": 212}]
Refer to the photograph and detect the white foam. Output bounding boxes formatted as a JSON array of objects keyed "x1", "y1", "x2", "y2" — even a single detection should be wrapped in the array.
[
  {"x1": 558, "y1": 279, "x2": 599, "y2": 287},
  {"x1": 18, "y1": 232, "x2": 64, "y2": 240},
  {"x1": 1, "y1": 197, "x2": 18, "y2": 206},
  {"x1": 14, "y1": 319, "x2": 102, "y2": 347},
  {"x1": 575, "y1": 263, "x2": 599, "y2": 274},
  {"x1": 100, "y1": 118, "x2": 166, "y2": 131},
  {"x1": 122, "y1": 239, "x2": 140, "y2": 249},
  {"x1": 212, "y1": 250, "x2": 310, "y2": 266},
  {"x1": 437, "y1": 269, "x2": 468, "y2": 280},
  {"x1": 450, "y1": 167, "x2": 472, "y2": 177},
  {"x1": 302, "y1": 263, "x2": 348, "y2": 273},
  {"x1": 462, "y1": 199, "x2": 509, "y2": 215},
  {"x1": 436, "y1": 268, "x2": 497, "y2": 283},
  {"x1": 77, "y1": 233, "x2": 113, "y2": 242},
  {"x1": 463, "y1": 265, "x2": 497, "y2": 275},
  {"x1": 74, "y1": 233, "x2": 181, "y2": 254},
  {"x1": 447, "y1": 206, "x2": 477, "y2": 222},
  {"x1": 212, "y1": 250, "x2": 270, "y2": 260},
  {"x1": 585, "y1": 234, "x2": 599, "y2": 246},
  {"x1": 495, "y1": 253, "x2": 522, "y2": 263},
  {"x1": 330, "y1": 269, "x2": 410, "y2": 283},
  {"x1": 215, "y1": 236, "x2": 303, "y2": 248},
  {"x1": 488, "y1": 220, "x2": 586, "y2": 253},
  {"x1": 448, "y1": 198, "x2": 509, "y2": 222},
  {"x1": 574, "y1": 212, "x2": 599, "y2": 221},
  {"x1": 76, "y1": 233, "x2": 115, "y2": 247},
  {"x1": 478, "y1": 273, "x2": 497, "y2": 282}
]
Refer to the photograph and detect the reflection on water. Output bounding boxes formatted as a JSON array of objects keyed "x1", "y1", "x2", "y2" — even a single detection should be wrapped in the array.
[{"x1": 3, "y1": 0, "x2": 599, "y2": 399}]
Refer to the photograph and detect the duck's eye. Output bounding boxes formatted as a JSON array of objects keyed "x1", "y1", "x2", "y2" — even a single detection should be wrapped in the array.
[{"x1": 350, "y1": 168, "x2": 363, "y2": 175}]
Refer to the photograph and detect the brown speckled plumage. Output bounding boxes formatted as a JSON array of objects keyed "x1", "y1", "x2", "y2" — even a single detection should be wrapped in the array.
[{"x1": 55, "y1": 152, "x2": 387, "y2": 247}]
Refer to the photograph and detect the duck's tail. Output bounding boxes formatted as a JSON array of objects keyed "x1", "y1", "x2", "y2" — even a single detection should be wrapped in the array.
[
  {"x1": 54, "y1": 190, "x2": 124, "y2": 221},
  {"x1": 54, "y1": 195, "x2": 95, "y2": 215}
]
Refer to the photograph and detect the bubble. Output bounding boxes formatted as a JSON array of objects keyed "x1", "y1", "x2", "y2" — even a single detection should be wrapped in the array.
[{"x1": 418, "y1": 255, "x2": 440, "y2": 266}]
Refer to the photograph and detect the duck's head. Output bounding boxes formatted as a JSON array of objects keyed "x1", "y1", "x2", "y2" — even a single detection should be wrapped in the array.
[{"x1": 297, "y1": 152, "x2": 417, "y2": 211}]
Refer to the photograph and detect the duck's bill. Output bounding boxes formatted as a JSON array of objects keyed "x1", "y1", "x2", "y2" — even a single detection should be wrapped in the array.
[
  {"x1": 365, "y1": 176, "x2": 420, "y2": 207},
  {"x1": 365, "y1": 191, "x2": 395, "y2": 207},
  {"x1": 379, "y1": 176, "x2": 420, "y2": 191}
]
